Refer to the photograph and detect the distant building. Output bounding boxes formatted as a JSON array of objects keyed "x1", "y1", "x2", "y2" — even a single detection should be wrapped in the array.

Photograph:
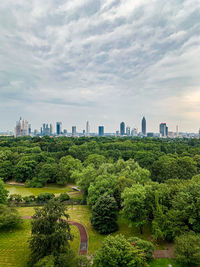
[
  {"x1": 50, "y1": 124, "x2": 53, "y2": 135},
  {"x1": 142, "y1": 117, "x2": 146, "y2": 136},
  {"x1": 72, "y1": 126, "x2": 76, "y2": 136},
  {"x1": 160, "y1": 123, "x2": 168, "y2": 137},
  {"x1": 56, "y1": 122, "x2": 62, "y2": 135},
  {"x1": 28, "y1": 124, "x2": 31, "y2": 135},
  {"x1": 116, "y1": 130, "x2": 120, "y2": 136},
  {"x1": 63, "y1": 129, "x2": 67, "y2": 134},
  {"x1": 98, "y1": 126, "x2": 104, "y2": 136},
  {"x1": 120, "y1": 122, "x2": 125, "y2": 135},
  {"x1": 131, "y1": 128, "x2": 137, "y2": 137},
  {"x1": 14, "y1": 117, "x2": 29, "y2": 137},
  {"x1": 86, "y1": 121, "x2": 90, "y2": 136},
  {"x1": 147, "y1": 132, "x2": 154, "y2": 137},
  {"x1": 126, "y1": 126, "x2": 131, "y2": 136}
]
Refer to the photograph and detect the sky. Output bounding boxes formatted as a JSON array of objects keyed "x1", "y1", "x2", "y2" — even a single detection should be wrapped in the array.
[{"x1": 0, "y1": 0, "x2": 200, "y2": 133}]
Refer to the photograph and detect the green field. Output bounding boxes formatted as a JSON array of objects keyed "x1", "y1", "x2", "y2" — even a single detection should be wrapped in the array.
[
  {"x1": 5, "y1": 184, "x2": 74, "y2": 197},
  {"x1": 0, "y1": 205, "x2": 179, "y2": 267}
]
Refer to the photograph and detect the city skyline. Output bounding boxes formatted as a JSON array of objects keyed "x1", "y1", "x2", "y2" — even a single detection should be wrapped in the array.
[{"x1": 0, "y1": 1, "x2": 200, "y2": 132}]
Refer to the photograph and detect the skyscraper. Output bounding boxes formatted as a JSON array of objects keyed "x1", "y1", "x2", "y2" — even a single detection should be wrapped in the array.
[
  {"x1": 159, "y1": 123, "x2": 168, "y2": 137},
  {"x1": 14, "y1": 117, "x2": 29, "y2": 137},
  {"x1": 86, "y1": 121, "x2": 90, "y2": 136},
  {"x1": 98, "y1": 126, "x2": 104, "y2": 136},
  {"x1": 126, "y1": 126, "x2": 131, "y2": 136},
  {"x1": 56, "y1": 122, "x2": 62, "y2": 135},
  {"x1": 120, "y1": 122, "x2": 125, "y2": 136},
  {"x1": 72, "y1": 126, "x2": 76, "y2": 136},
  {"x1": 142, "y1": 117, "x2": 146, "y2": 136}
]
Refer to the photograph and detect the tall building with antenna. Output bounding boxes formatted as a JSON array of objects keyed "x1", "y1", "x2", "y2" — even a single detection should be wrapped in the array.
[{"x1": 142, "y1": 117, "x2": 146, "y2": 136}]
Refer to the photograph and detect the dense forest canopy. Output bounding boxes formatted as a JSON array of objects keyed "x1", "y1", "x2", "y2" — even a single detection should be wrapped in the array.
[{"x1": 0, "y1": 136, "x2": 199, "y2": 186}]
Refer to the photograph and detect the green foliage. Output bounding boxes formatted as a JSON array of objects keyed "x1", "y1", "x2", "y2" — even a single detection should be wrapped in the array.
[
  {"x1": 175, "y1": 232, "x2": 200, "y2": 265},
  {"x1": 0, "y1": 204, "x2": 22, "y2": 230},
  {"x1": 93, "y1": 234, "x2": 148, "y2": 267},
  {"x1": 87, "y1": 174, "x2": 118, "y2": 206},
  {"x1": 8, "y1": 194, "x2": 23, "y2": 203},
  {"x1": 23, "y1": 195, "x2": 36, "y2": 203},
  {"x1": 29, "y1": 199, "x2": 73, "y2": 265},
  {"x1": 36, "y1": 192, "x2": 55, "y2": 202},
  {"x1": 58, "y1": 193, "x2": 70, "y2": 202},
  {"x1": 152, "y1": 155, "x2": 197, "y2": 182},
  {"x1": 91, "y1": 193, "x2": 118, "y2": 234},
  {"x1": 84, "y1": 154, "x2": 106, "y2": 168},
  {"x1": 0, "y1": 178, "x2": 8, "y2": 204},
  {"x1": 122, "y1": 184, "x2": 148, "y2": 234},
  {"x1": 128, "y1": 237, "x2": 154, "y2": 261}
]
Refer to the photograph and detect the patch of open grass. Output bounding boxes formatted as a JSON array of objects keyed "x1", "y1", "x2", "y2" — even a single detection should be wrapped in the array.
[
  {"x1": 150, "y1": 258, "x2": 184, "y2": 267},
  {"x1": 0, "y1": 221, "x2": 30, "y2": 267}
]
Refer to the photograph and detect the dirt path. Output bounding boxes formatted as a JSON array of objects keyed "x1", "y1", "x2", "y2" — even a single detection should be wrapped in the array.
[{"x1": 22, "y1": 216, "x2": 88, "y2": 255}]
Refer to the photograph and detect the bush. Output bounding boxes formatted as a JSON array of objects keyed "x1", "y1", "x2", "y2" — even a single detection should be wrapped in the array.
[
  {"x1": 175, "y1": 232, "x2": 200, "y2": 265},
  {"x1": 36, "y1": 193, "x2": 55, "y2": 202},
  {"x1": 23, "y1": 195, "x2": 35, "y2": 203},
  {"x1": 94, "y1": 234, "x2": 148, "y2": 267},
  {"x1": 8, "y1": 194, "x2": 23, "y2": 203},
  {"x1": 128, "y1": 237, "x2": 154, "y2": 260},
  {"x1": 0, "y1": 204, "x2": 22, "y2": 230},
  {"x1": 58, "y1": 193, "x2": 70, "y2": 202}
]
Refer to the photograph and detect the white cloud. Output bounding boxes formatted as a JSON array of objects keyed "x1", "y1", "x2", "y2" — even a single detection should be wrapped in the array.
[{"x1": 0, "y1": 0, "x2": 200, "y2": 132}]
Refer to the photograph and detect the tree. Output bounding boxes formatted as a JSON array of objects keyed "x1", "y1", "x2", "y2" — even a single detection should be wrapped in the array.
[
  {"x1": 84, "y1": 154, "x2": 106, "y2": 169},
  {"x1": 168, "y1": 180, "x2": 200, "y2": 235},
  {"x1": 128, "y1": 237, "x2": 154, "y2": 261},
  {"x1": 175, "y1": 232, "x2": 200, "y2": 265},
  {"x1": 0, "y1": 178, "x2": 8, "y2": 204},
  {"x1": 91, "y1": 193, "x2": 118, "y2": 234},
  {"x1": 93, "y1": 234, "x2": 148, "y2": 267},
  {"x1": 0, "y1": 204, "x2": 22, "y2": 230},
  {"x1": 122, "y1": 184, "x2": 148, "y2": 234},
  {"x1": 29, "y1": 199, "x2": 73, "y2": 265},
  {"x1": 87, "y1": 174, "x2": 118, "y2": 206}
]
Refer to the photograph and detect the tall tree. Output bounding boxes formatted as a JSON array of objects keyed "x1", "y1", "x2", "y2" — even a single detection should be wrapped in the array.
[
  {"x1": 29, "y1": 199, "x2": 73, "y2": 265},
  {"x1": 91, "y1": 193, "x2": 118, "y2": 234}
]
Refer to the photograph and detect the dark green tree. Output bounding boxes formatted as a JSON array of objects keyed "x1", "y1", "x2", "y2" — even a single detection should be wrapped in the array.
[
  {"x1": 91, "y1": 193, "x2": 118, "y2": 234},
  {"x1": 29, "y1": 199, "x2": 73, "y2": 265},
  {"x1": 94, "y1": 234, "x2": 148, "y2": 267},
  {"x1": 175, "y1": 232, "x2": 200, "y2": 265}
]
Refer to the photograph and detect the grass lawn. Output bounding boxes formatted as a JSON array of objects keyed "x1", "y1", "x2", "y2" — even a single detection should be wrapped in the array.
[
  {"x1": 1, "y1": 205, "x2": 177, "y2": 266},
  {"x1": 5, "y1": 184, "x2": 74, "y2": 197},
  {"x1": 150, "y1": 258, "x2": 184, "y2": 267}
]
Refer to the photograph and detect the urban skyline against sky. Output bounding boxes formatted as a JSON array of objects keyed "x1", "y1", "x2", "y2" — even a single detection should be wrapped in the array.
[{"x1": 0, "y1": 1, "x2": 200, "y2": 132}]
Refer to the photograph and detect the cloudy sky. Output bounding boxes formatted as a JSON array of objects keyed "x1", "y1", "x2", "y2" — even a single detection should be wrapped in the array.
[{"x1": 0, "y1": 0, "x2": 200, "y2": 133}]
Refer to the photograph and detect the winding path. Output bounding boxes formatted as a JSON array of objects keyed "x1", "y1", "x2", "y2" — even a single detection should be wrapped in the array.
[{"x1": 22, "y1": 216, "x2": 88, "y2": 255}]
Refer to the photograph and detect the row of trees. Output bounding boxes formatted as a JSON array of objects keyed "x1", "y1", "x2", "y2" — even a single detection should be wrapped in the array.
[{"x1": 0, "y1": 136, "x2": 200, "y2": 185}]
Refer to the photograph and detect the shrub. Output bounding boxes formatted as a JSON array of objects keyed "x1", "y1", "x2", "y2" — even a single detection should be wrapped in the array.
[
  {"x1": 8, "y1": 194, "x2": 23, "y2": 203},
  {"x1": 58, "y1": 193, "x2": 70, "y2": 202},
  {"x1": 0, "y1": 204, "x2": 22, "y2": 230},
  {"x1": 36, "y1": 193, "x2": 55, "y2": 202},
  {"x1": 23, "y1": 195, "x2": 35, "y2": 203},
  {"x1": 128, "y1": 237, "x2": 154, "y2": 260}
]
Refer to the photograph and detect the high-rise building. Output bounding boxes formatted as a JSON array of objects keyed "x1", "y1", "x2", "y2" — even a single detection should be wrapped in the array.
[
  {"x1": 160, "y1": 123, "x2": 168, "y2": 137},
  {"x1": 56, "y1": 122, "x2": 62, "y2": 135},
  {"x1": 50, "y1": 124, "x2": 53, "y2": 135},
  {"x1": 98, "y1": 126, "x2": 104, "y2": 136},
  {"x1": 28, "y1": 124, "x2": 31, "y2": 135},
  {"x1": 142, "y1": 117, "x2": 146, "y2": 136},
  {"x1": 126, "y1": 126, "x2": 131, "y2": 136},
  {"x1": 72, "y1": 126, "x2": 76, "y2": 136},
  {"x1": 14, "y1": 117, "x2": 29, "y2": 137},
  {"x1": 131, "y1": 128, "x2": 137, "y2": 136},
  {"x1": 86, "y1": 121, "x2": 90, "y2": 136},
  {"x1": 120, "y1": 122, "x2": 125, "y2": 135}
]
